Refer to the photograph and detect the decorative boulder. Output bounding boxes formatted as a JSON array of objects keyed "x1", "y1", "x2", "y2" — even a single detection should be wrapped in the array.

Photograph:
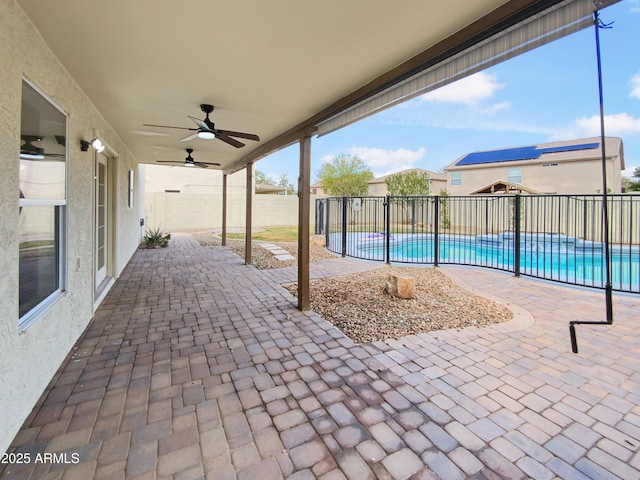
[
  {"x1": 311, "y1": 235, "x2": 326, "y2": 246},
  {"x1": 385, "y1": 274, "x2": 415, "y2": 299}
]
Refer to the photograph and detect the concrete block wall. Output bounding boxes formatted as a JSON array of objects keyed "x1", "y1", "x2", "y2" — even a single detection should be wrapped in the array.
[{"x1": 145, "y1": 192, "x2": 320, "y2": 231}]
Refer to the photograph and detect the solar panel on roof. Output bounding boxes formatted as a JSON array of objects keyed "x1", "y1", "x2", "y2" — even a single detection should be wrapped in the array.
[
  {"x1": 456, "y1": 146, "x2": 538, "y2": 165},
  {"x1": 455, "y1": 142, "x2": 600, "y2": 166},
  {"x1": 538, "y1": 142, "x2": 599, "y2": 155}
]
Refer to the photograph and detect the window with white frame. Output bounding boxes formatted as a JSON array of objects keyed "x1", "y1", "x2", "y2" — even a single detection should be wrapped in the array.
[
  {"x1": 508, "y1": 167, "x2": 522, "y2": 183},
  {"x1": 450, "y1": 172, "x2": 462, "y2": 186},
  {"x1": 19, "y1": 80, "x2": 67, "y2": 328}
]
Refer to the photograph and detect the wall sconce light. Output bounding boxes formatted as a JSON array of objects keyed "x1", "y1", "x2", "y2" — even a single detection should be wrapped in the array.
[{"x1": 80, "y1": 138, "x2": 105, "y2": 153}]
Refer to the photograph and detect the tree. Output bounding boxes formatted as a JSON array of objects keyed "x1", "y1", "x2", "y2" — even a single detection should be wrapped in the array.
[
  {"x1": 316, "y1": 154, "x2": 373, "y2": 196},
  {"x1": 277, "y1": 174, "x2": 296, "y2": 195},
  {"x1": 385, "y1": 169, "x2": 431, "y2": 196},
  {"x1": 255, "y1": 170, "x2": 296, "y2": 194},
  {"x1": 255, "y1": 169, "x2": 274, "y2": 185},
  {"x1": 385, "y1": 169, "x2": 432, "y2": 225},
  {"x1": 627, "y1": 167, "x2": 640, "y2": 192}
]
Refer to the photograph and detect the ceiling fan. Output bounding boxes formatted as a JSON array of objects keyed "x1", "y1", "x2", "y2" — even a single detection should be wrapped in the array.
[
  {"x1": 20, "y1": 135, "x2": 66, "y2": 160},
  {"x1": 155, "y1": 148, "x2": 220, "y2": 168},
  {"x1": 143, "y1": 104, "x2": 260, "y2": 148}
]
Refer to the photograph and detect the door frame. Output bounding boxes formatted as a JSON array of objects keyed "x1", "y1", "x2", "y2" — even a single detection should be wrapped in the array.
[{"x1": 93, "y1": 149, "x2": 117, "y2": 308}]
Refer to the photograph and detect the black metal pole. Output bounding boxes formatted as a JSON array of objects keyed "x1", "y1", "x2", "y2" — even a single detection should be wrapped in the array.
[
  {"x1": 569, "y1": 8, "x2": 614, "y2": 353},
  {"x1": 385, "y1": 195, "x2": 391, "y2": 264},
  {"x1": 341, "y1": 197, "x2": 347, "y2": 257},
  {"x1": 325, "y1": 199, "x2": 331, "y2": 249},
  {"x1": 595, "y1": 9, "x2": 614, "y2": 325},
  {"x1": 434, "y1": 197, "x2": 439, "y2": 266},
  {"x1": 514, "y1": 194, "x2": 521, "y2": 277},
  {"x1": 411, "y1": 198, "x2": 416, "y2": 234}
]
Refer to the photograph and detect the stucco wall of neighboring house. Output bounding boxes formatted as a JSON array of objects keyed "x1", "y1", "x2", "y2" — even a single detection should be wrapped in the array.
[
  {"x1": 310, "y1": 184, "x2": 327, "y2": 196},
  {"x1": 367, "y1": 169, "x2": 448, "y2": 197},
  {"x1": 144, "y1": 164, "x2": 248, "y2": 194},
  {"x1": 446, "y1": 157, "x2": 623, "y2": 195},
  {"x1": 368, "y1": 177, "x2": 448, "y2": 196},
  {"x1": 367, "y1": 182, "x2": 386, "y2": 196},
  {"x1": 0, "y1": 0, "x2": 144, "y2": 454}
]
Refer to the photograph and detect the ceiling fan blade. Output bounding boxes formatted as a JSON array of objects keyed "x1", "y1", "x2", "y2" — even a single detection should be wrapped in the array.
[
  {"x1": 187, "y1": 116, "x2": 212, "y2": 131},
  {"x1": 143, "y1": 123, "x2": 197, "y2": 131},
  {"x1": 216, "y1": 129, "x2": 260, "y2": 142},
  {"x1": 215, "y1": 132, "x2": 245, "y2": 148},
  {"x1": 195, "y1": 161, "x2": 221, "y2": 166},
  {"x1": 155, "y1": 160, "x2": 182, "y2": 164},
  {"x1": 194, "y1": 162, "x2": 210, "y2": 168},
  {"x1": 179, "y1": 133, "x2": 199, "y2": 142}
]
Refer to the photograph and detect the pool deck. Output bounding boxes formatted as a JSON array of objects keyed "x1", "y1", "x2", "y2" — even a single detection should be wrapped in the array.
[{"x1": 2, "y1": 233, "x2": 640, "y2": 479}]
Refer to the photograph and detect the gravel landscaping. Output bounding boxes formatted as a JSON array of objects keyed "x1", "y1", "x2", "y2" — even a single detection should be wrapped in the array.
[
  {"x1": 191, "y1": 231, "x2": 335, "y2": 269},
  {"x1": 192, "y1": 231, "x2": 512, "y2": 343},
  {"x1": 284, "y1": 266, "x2": 512, "y2": 343}
]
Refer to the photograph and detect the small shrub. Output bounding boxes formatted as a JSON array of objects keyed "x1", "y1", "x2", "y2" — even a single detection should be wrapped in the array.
[{"x1": 141, "y1": 227, "x2": 171, "y2": 248}]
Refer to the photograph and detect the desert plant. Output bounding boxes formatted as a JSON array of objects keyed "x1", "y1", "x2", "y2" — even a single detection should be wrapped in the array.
[{"x1": 142, "y1": 227, "x2": 171, "y2": 248}]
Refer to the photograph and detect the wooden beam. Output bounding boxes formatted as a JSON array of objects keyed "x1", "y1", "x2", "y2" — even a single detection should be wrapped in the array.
[
  {"x1": 297, "y1": 135, "x2": 311, "y2": 311},
  {"x1": 221, "y1": 173, "x2": 228, "y2": 246},
  {"x1": 225, "y1": 0, "x2": 556, "y2": 173},
  {"x1": 245, "y1": 163, "x2": 253, "y2": 265}
]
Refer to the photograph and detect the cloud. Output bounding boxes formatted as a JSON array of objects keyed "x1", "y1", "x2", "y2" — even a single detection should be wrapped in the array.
[
  {"x1": 348, "y1": 146, "x2": 426, "y2": 174},
  {"x1": 630, "y1": 0, "x2": 640, "y2": 13},
  {"x1": 623, "y1": 166, "x2": 639, "y2": 178},
  {"x1": 631, "y1": 73, "x2": 640, "y2": 99},
  {"x1": 420, "y1": 72, "x2": 504, "y2": 105},
  {"x1": 575, "y1": 113, "x2": 640, "y2": 136},
  {"x1": 381, "y1": 109, "x2": 554, "y2": 136},
  {"x1": 318, "y1": 154, "x2": 336, "y2": 164},
  {"x1": 480, "y1": 101, "x2": 512, "y2": 115}
]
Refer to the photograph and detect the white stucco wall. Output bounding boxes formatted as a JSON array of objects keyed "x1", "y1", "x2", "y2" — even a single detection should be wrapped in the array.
[{"x1": 0, "y1": 0, "x2": 144, "y2": 454}]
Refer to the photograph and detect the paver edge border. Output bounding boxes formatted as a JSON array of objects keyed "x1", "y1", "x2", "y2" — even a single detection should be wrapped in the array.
[{"x1": 438, "y1": 265, "x2": 535, "y2": 334}]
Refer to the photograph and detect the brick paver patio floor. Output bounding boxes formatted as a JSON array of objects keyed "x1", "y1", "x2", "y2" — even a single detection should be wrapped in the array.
[{"x1": 2, "y1": 233, "x2": 639, "y2": 479}]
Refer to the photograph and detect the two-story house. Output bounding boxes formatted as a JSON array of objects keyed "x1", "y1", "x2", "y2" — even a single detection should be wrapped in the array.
[{"x1": 444, "y1": 137, "x2": 624, "y2": 195}]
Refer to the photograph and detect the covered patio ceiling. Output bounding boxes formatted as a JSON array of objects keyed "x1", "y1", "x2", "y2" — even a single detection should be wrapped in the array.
[{"x1": 16, "y1": 0, "x2": 559, "y2": 173}]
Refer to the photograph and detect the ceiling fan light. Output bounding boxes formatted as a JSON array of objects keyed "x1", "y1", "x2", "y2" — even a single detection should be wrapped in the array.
[
  {"x1": 197, "y1": 131, "x2": 215, "y2": 140},
  {"x1": 184, "y1": 161, "x2": 194, "y2": 167}
]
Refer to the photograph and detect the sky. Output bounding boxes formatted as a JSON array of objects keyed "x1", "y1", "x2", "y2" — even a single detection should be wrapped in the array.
[{"x1": 257, "y1": 0, "x2": 640, "y2": 186}]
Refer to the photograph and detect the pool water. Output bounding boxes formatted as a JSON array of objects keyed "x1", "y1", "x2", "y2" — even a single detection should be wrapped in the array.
[{"x1": 355, "y1": 233, "x2": 640, "y2": 293}]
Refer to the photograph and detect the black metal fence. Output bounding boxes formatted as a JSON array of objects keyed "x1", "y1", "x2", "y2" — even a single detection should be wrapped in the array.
[{"x1": 315, "y1": 194, "x2": 640, "y2": 294}]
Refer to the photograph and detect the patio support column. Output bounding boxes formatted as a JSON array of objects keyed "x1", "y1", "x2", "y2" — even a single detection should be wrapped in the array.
[
  {"x1": 221, "y1": 173, "x2": 228, "y2": 246},
  {"x1": 297, "y1": 134, "x2": 311, "y2": 311},
  {"x1": 245, "y1": 162, "x2": 253, "y2": 265}
]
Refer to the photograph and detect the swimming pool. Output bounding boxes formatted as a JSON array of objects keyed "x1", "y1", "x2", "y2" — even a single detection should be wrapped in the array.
[{"x1": 335, "y1": 232, "x2": 640, "y2": 293}]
